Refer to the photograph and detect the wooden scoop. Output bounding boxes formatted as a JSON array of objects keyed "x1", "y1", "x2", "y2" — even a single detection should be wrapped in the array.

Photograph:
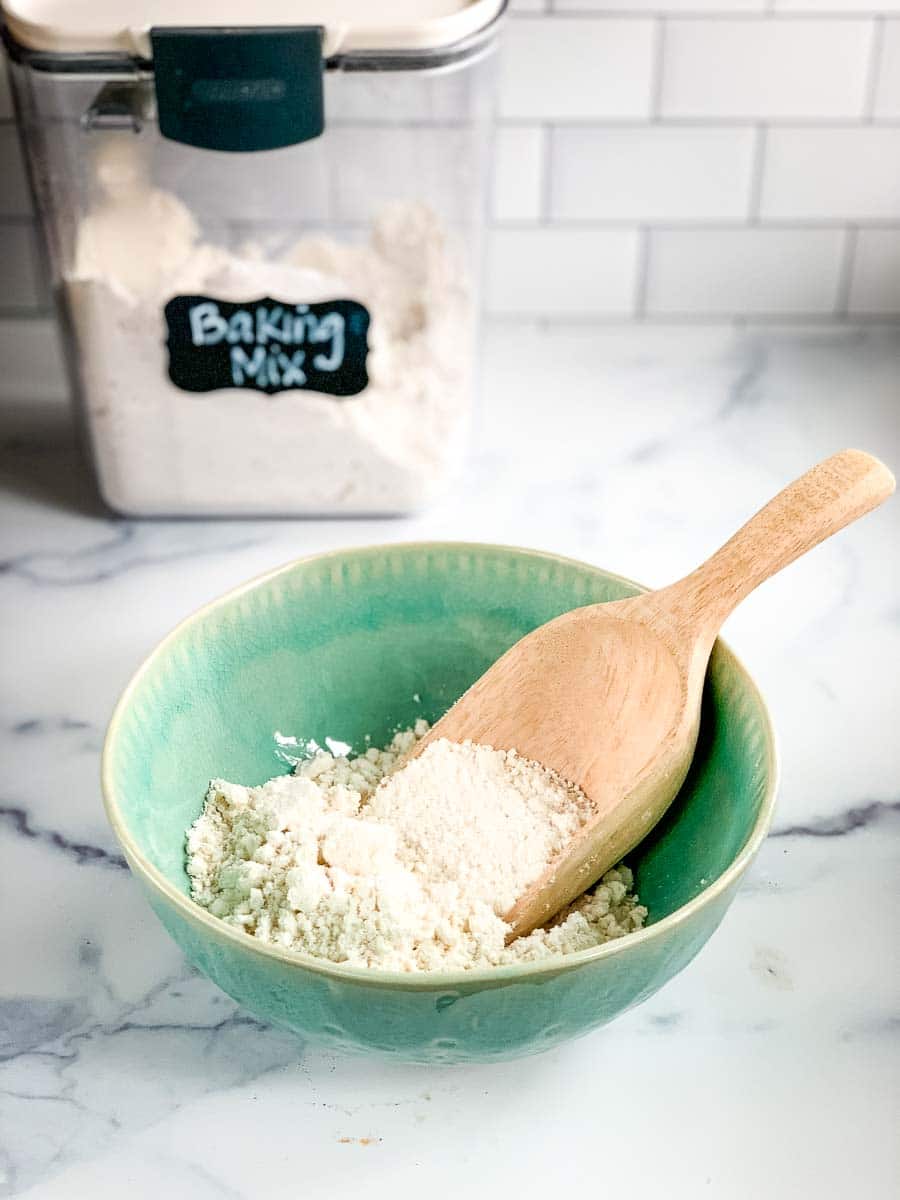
[{"x1": 416, "y1": 449, "x2": 895, "y2": 941}]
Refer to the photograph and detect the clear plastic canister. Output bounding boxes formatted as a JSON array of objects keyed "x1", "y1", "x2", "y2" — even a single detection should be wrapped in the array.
[{"x1": 4, "y1": 7, "x2": 502, "y2": 515}]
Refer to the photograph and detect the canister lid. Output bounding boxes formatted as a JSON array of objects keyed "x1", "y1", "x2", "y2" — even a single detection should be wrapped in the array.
[{"x1": 1, "y1": 0, "x2": 505, "y2": 59}]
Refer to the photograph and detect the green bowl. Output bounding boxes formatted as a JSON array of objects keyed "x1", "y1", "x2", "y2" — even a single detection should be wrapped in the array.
[{"x1": 102, "y1": 542, "x2": 777, "y2": 1064}]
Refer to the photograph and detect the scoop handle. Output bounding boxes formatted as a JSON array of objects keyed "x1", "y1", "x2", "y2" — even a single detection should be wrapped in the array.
[{"x1": 666, "y1": 449, "x2": 895, "y2": 638}]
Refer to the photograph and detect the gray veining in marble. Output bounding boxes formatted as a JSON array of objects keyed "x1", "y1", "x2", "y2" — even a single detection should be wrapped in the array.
[{"x1": 1, "y1": 323, "x2": 898, "y2": 1198}]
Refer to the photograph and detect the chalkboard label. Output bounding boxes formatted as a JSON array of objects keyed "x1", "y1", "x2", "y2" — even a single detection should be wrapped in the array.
[{"x1": 164, "y1": 295, "x2": 370, "y2": 397}]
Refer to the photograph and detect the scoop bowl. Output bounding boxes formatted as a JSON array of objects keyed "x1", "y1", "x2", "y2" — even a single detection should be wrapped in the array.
[{"x1": 102, "y1": 542, "x2": 777, "y2": 1065}]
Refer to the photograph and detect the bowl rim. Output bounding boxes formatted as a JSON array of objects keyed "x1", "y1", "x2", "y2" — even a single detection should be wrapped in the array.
[{"x1": 101, "y1": 540, "x2": 780, "y2": 991}]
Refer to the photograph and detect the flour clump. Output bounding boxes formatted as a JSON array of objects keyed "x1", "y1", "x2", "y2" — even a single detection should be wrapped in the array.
[{"x1": 187, "y1": 722, "x2": 646, "y2": 972}]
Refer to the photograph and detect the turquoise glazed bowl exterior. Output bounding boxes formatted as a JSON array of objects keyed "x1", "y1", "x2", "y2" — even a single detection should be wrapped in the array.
[{"x1": 102, "y1": 543, "x2": 778, "y2": 1064}]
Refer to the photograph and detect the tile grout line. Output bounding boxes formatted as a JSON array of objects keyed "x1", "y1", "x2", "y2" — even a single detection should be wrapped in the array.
[
  {"x1": 7, "y1": 306, "x2": 895, "y2": 329},
  {"x1": 485, "y1": 311, "x2": 900, "y2": 325},
  {"x1": 747, "y1": 124, "x2": 767, "y2": 224},
  {"x1": 488, "y1": 219, "x2": 900, "y2": 231},
  {"x1": 834, "y1": 225, "x2": 858, "y2": 317},
  {"x1": 507, "y1": 10, "x2": 889, "y2": 22},
  {"x1": 634, "y1": 225, "x2": 651, "y2": 319},
  {"x1": 862, "y1": 15, "x2": 885, "y2": 122},
  {"x1": 650, "y1": 16, "x2": 666, "y2": 122},
  {"x1": 539, "y1": 124, "x2": 553, "y2": 224},
  {"x1": 497, "y1": 117, "x2": 900, "y2": 129}
]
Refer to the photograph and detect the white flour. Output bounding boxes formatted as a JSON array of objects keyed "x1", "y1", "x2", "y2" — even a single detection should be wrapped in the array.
[
  {"x1": 186, "y1": 722, "x2": 647, "y2": 972},
  {"x1": 65, "y1": 141, "x2": 472, "y2": 515}
]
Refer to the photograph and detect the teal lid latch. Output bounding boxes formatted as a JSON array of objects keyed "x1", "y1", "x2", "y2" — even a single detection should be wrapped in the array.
[{"x1": 150, "y1": 27, "x2": 325, "y2": 152}]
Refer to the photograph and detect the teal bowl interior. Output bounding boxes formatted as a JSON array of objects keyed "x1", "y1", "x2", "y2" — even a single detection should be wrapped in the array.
[{"x1": 103, "y1": 543, "x2": 777, "y2": 1064}]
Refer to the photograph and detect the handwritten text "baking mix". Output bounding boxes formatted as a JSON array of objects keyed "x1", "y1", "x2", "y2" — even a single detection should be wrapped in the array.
[
  {"x1": 188, "y1": 300, "x2": 345, "y2": 388},
  {"x1": 164, "y1": 294, "x2": 370, "y2": 397}
]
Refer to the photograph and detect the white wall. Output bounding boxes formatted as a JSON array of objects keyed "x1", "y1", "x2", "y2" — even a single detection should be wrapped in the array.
[{"x1": 2, "y1": 3, "x2": 899, "y2": 325}]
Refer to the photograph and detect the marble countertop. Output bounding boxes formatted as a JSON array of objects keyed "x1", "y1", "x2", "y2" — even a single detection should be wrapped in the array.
[{"x1": 2, "y1": 323, "x2": 898, "y2": 1198}]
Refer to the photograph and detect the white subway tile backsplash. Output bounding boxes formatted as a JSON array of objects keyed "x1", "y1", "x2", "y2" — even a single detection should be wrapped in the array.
[
  {"x1": 0, "y1": 224, "x2": 43, "y2": 309},
  {"x1": 550, "y1": 126, "x2": 755, "y2": 222},
  {"x1": 645, "y1": 228, "x2": 845, "y2": 315},
  {"x1": 492, "y1": 127, "x2": 545, "y2": 221},
  {"x1": 761, "y1": 128, "x2": 900, "y2": 221},
  {"x1": 486, "y1": 227, "x2": 639, "y2": 314},
  {"x1": 848, "y1": 229, "x2": 900, "y2": 314},
  {"x1": 1, "y1": 12, "x2": 899, "y2": 330},
  {"x1": 660, "y1": 19, "x2": 873, "y2": 119},
  {"x1": 0, "y1": 125, "x2": 31, "y2": 216},
  {"x1": 873, "y1": 21, "x2": 900, "y2": 119},
  {"x1": 500, "y1": 18, "x2": 655, "y2": 119}
]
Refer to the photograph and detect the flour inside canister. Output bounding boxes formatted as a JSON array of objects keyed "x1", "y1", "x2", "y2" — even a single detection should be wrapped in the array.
[
  {"x1": 186, "y1": 721, "x2": 647, "y2": 972},
  {"x1": 65, "y1": 140, "x2": 473, "y2": 515}
]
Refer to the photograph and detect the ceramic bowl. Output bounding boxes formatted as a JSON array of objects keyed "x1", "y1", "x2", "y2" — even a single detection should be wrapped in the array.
[{"x1": 102, "y1": 542, "x2": 777, "y2": 1064}]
